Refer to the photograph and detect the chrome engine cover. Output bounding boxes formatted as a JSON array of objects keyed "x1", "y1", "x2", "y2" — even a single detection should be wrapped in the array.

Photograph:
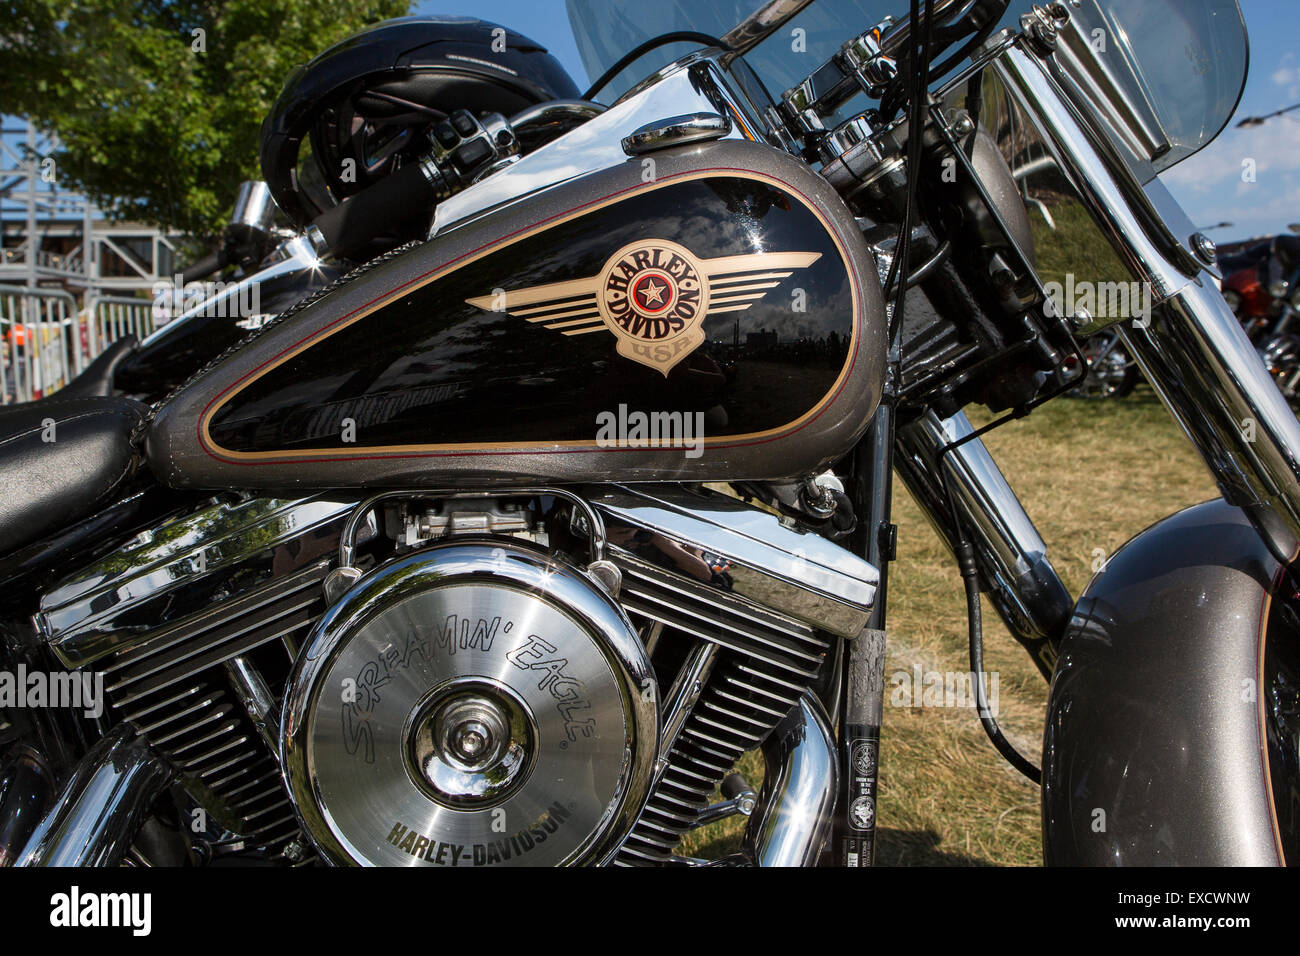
[{"x1": 281, "y1": 539, "x2": 658, "y2": 866}]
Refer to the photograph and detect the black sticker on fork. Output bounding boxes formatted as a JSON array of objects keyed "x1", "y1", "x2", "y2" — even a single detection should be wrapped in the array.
[{"x1": 842, "y1": 733, "x2": 878, "y2": 867}]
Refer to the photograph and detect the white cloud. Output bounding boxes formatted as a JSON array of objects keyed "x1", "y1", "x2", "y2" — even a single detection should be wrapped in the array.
[
  {"x1": 1162, "y1": 117, "x2": 1300, "y2": 238},
  {"x1": 1273, "y1": 52, "x2": 1300, "y2": 99},
  {"x1": 1164, "y1": 117, "x2": 1300, "y2": 193}
]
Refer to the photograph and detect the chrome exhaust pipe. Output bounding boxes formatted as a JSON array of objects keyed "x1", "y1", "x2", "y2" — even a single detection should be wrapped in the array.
[
  {"x1": 743, "y1": 693, "x2": 839, "y2": 867},
  {"x1": 15, "y1": 725, "x2": 174, "y2": 867},
  {"x1": 0, "y1": 748, "x2": 55, "y2": 866}
]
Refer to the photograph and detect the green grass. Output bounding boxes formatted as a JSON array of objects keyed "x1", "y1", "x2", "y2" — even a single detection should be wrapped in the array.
[{"x1": 682, "y1": 388, "x2": 1219, "y2": 864}]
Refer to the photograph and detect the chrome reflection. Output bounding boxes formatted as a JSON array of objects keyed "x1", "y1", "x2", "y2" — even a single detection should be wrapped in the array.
[
  {"x1": 432, "y1": 52, "x2": 774, "y2": 236},
  {"x1": 1122, "y1": 276, "x2": 1300, "y2": 563},
  {"x1": 138, "y1": 234, "x2": 324, "y2": 350},
  {"x1": 282, "y1": 539, "x2": 658, "y2": 867},
  {"x1": 591, "y1": 483, "x2": 878, "y2": 638},
  {"x1": 38, "y1": 496, "x2": 359, "y2": 669},
  {"x1": 991, "y1": 35, "x2": 1300, "y2": 564}
]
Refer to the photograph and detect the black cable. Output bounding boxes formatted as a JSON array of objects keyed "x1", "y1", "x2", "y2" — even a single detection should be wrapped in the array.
[
  {"x1": 885, "y1": 237, "x2": 951, "y2": 299},
  {"x1": 581, "y1": 31, "x2": 730, "y2": 102},
  {"x1": 939, "y1": 468, "x2": 1043, "y2": 784},
  {"x1": 880, "y1": 0, "x2": 1010, "y2": 119},
  {"x1": 884, "y1": 0, "x2": 934, "y2": 356}
]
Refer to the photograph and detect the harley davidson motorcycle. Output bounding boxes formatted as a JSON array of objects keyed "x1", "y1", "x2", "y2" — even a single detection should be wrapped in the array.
[
  {"x1": 0, "y1": 0, "x2": 1295, "y2": 868},
  {"x1": 1221, "y1": 233, "x2": 1300, "y2": 404}
]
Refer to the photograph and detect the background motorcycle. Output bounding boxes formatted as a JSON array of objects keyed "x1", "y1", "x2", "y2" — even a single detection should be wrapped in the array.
[
  {"x1": 1066, "y1": 328, "x2": 1139, "y2": 399},
  {"x1": 0, "y1": 0, "x2": 1295, "y2": 869},
  {"x1": 1221, "y1": 232, "x2": 1300, "y2": 402}
]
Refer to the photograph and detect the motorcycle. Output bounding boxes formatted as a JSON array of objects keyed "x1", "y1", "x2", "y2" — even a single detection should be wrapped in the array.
[
  {"x1": 1067, "y1": 328, "x2": 1139, "y2": 399},
  {"x1": 1221, "y1": 233, "x2": 1300, "y2": 403},
  {"x1": 0, "y1": 0, "x2": 1294, "y2": 868}
]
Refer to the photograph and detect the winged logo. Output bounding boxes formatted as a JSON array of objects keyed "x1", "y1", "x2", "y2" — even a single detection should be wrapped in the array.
[{"x1": 465, "y1": 239, "x2": 822, "y2": 374}]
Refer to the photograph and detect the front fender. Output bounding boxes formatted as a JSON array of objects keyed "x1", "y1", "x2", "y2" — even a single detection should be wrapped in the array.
[{"x1": 1043, "y1": 498, "x2": 1295, "y2": 865}]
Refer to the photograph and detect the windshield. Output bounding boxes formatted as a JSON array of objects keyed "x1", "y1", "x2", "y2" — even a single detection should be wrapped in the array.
[
  {"x1": 564, "y1": 0, "x2": 1248, "y2": 172},
  {"x1": 1065, "y1": 0, "x2": 1247, "y2": 172},
  {"x1": 565, "y1": 0, "x2": 884, "y2": 105}
]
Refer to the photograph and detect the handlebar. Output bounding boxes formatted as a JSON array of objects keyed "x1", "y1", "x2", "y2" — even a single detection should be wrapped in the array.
[
  {"x1": 309, "y1": 162, "x2": 442, "y2": 261},
  {"x1": 180, "y1": 249, "x2": 227, "y2": 284}
]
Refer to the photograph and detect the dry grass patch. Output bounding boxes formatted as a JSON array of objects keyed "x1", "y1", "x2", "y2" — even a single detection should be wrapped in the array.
[{"x1": 682, "y1": 390, "x2": 1218, "y2": 864}]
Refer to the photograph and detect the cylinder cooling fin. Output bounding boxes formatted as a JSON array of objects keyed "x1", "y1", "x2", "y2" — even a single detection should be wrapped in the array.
[{"x1": 281, "y1": 540, "x2": 658, "y2": 867}]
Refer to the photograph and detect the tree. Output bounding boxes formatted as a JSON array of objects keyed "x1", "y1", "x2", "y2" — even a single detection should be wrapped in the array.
[{"x1": 0, "y1": 0, "x2": 410, "y2": 237}]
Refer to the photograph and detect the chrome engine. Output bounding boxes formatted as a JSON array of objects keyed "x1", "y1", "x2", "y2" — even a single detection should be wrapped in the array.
[{"x1": 32, "y1": 485, "x2": 877, "y2": 866}]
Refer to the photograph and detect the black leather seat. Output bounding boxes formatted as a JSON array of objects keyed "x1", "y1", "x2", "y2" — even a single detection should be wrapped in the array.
[
  {"x1": 55, "y1": 335, "x2": 139, "y2": 400},
  {"x1": 0, "y1": 396, "x2": 146, "y2": 557}
]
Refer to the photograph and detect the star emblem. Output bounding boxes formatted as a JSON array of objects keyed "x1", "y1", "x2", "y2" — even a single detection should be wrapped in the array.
[{"x1": 638, "y1": 279, "x2": 666, "y2": 307}]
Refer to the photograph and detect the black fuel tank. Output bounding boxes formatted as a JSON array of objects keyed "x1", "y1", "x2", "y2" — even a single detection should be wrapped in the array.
[{"x1": 147, "y1": 139, "x2": 885, "y2": 489}]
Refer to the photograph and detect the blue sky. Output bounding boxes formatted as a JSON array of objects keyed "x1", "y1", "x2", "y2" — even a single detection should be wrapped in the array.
[
  {"x1": 416, "y1": 0, "x2": 1300, "y2": 245},
  {"x1": 1160, "y1": 0, "x2": 1300, "y2": 241}
]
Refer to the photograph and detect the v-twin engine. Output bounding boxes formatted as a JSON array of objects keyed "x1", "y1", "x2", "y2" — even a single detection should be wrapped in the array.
[{"x1": 29, "y1": 485, "x2": 877, "y2": 866}]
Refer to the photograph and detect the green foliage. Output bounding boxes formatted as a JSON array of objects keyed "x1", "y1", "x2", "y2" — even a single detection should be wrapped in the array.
[{"x1": 0, "y1": 0, "x2": 410, "y2": 236}]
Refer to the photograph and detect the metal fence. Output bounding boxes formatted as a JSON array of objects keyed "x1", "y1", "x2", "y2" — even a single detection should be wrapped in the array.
[
  {"x1": 84, "y1": 295, "x2": 159, "y2": 358},
  {"x1": 0, "y1": 290, "x2": 157, "y2": 405},
  {"x1": 1, "y1": 288, "x2": 80, "y2": 404}
]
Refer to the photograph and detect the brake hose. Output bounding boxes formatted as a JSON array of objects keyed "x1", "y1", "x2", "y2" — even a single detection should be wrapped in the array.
[{"x1": 940, "y1": 468, "x2": 1043, "y2": 784}]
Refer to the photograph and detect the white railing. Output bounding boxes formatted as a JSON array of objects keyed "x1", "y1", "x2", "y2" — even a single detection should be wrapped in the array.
[
  {"x1": 0, "y1": 290, "x2": 161, "y2": 404},
  {"x1": 84, "y1": 295, "x2": 159, "y2": 358},
  {"x1": 0, "y1": 288, "x2": 80, "y2": 404}
]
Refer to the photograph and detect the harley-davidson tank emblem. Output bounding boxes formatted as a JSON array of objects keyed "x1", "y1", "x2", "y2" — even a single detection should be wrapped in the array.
[{"x1": 466, "y1": 240, "x2": 821, "y2": 374}]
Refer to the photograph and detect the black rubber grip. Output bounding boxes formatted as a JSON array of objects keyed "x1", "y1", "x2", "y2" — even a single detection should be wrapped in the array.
[
  {"x1": 720, "y1": 773, "x2": 754, "y2": 801},
  {"x1": 310, "y1": 162, "x2": 441, "y2": 259},
  {"x1": 180, "y1": 249, "x2": 225, "y2": 284}
]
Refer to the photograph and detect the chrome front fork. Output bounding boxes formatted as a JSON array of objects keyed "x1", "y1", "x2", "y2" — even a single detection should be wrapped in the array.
[
  {"x1": 1122, "y1": 279, "x2": 1300, "y2": 563},
  {"x1": 896, "y1": 410, "x2": 1073, "y2": 678},
  {"x1": 995, "y1": 38, "x2": 1300, "y2": 566}
]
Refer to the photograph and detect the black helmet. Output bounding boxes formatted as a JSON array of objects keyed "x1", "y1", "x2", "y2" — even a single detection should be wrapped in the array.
[{"x1": 260, "y1": 16, "x2": 580, "y2": 228}]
